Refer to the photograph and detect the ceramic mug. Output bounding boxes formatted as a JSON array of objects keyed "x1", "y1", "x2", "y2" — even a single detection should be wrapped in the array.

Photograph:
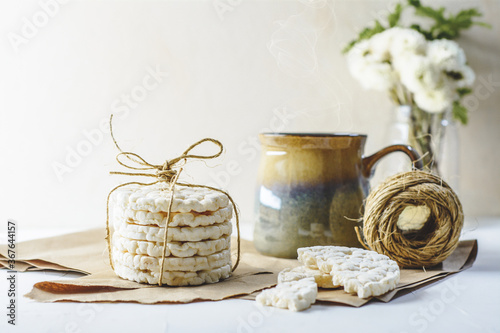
[{"x1": 253, "y1": 133, "x2": 422, "y2": 258}]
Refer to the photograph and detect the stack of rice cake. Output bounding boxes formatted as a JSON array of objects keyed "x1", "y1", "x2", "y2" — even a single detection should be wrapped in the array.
[{"x1": 110, "y1": 184, "x2": 233, "y2": 286}]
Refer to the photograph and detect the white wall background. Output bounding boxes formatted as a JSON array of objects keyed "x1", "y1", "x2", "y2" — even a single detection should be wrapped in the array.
[{"x1": 1, "y1": 0, "x2": 499, "y2": 231}]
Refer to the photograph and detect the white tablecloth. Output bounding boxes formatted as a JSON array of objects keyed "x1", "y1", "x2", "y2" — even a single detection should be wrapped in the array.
[{"x1": 1, "y1": 217, "x2": 499, "y2": 333}]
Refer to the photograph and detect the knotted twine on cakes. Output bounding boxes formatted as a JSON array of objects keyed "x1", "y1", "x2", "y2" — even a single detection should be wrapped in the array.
[
  {"x1": 359, "y1": 171, "x2": 463, "y2": 268},
  {"x1": 105, "y1": 115, "x2": 240, "y2": 286}
]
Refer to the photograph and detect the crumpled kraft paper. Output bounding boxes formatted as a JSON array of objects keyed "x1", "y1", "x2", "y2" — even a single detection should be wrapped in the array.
[{"x1": 0, "y1": 228, "x2": 477, "y2": 307}]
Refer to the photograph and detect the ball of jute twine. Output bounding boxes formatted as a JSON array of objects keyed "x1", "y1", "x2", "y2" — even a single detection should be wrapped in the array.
[{"x1": 359, "y1": 171, "x2": 464, "y2": 268}]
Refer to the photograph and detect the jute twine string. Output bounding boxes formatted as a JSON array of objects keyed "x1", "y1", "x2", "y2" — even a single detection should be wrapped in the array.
[
  {"x1": 105, "y1": 115, "x2": 241, "y2": 286},
  {"x1": 356, "y1": 171, "x2": 464, "y2": 268}
]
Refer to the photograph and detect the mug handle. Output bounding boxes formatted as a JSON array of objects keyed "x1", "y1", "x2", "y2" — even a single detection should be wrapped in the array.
[{"x1": 362, "y1": 144, "x2": 423, "y2": 178}]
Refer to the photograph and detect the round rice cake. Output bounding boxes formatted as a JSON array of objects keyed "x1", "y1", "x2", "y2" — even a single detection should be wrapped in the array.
[
  {"x1": 112, "y1": 234, "x2": 231, "y2": 258},
  {"x1": 111, "y1": 247, "x2": 231, "y2": 272},
  {"x1": 114, "y1": 219, "x2": 232, "y2": 242},
  {"x1": 112, "y1": 204, "x2": 233, "y2": 228},
  {"x1": 112, "y1": 184, "x2": 230, "y2": 213},
  {"x1": 256, "y1": 277, "x2": 318, "y2": 312},
  {"x1": 278, "y1": 266, "x2": 339, "y2": 289},
  {"x1": 297, "y1": 246, "x2": 400, "y2": 298},
  {"x1": 112, "y1": 261, "x2": 232, "y2": 286}
]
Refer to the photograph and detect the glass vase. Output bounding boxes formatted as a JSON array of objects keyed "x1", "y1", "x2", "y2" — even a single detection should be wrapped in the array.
[{"x1": 374, "y1": 105, "x2": 460, "y2": 191}]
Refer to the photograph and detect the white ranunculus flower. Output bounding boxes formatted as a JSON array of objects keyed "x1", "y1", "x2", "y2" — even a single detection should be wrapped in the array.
[
  {"x1": 347, "y1": 40, "x2": 372, "y2": 80},
  {"x1": 346, "y1": 27, "x2": 473, "y2": 103},
  {"x1": 453, "y1": 65, "x2": 475, "y2": 88},
  {"x1": 396, "y1": 54, "x2": 441, "y2": 92},
  {"x1": 396, "y1": 53, "x2": 458, "y2": 112},
  {"x1": 357, "y1": 62, "x2": 397, "y2": 91},
  {"x1": 369, "y1": 28, "x2": 397, "y2": 62},
  {"x1": 413, "y1": 88, "x2": 454, "y2": 113},
  {"x1": 347, "y1": 27, "x2": 429, "y2": 93},
  {"x1": 347, "y1": 39, "x2": 397, "y2": 91},
  {"x1": 347, "y1": 39, "x2": 371, "y2": 62},
  {"x1": 389, "y1": 27, "x2": 427, "y2": 57},
  {"x1": 426, "y1": 39, "x2": 475, "y2": 89},
  {"x1": 427, "y1": 39, "x2": 466, "y2": 71},
  {"x1": 439, "y1": 65, "x2": 476, "y2": 89}
]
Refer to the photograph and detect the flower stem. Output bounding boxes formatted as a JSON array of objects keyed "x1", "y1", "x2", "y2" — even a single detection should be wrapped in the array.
[{"x1": 409, "y1": 106, "x2": 446, "y2": 175}]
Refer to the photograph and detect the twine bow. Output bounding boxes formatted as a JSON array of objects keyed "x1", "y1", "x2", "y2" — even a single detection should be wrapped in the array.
[{"x1": 105, "y1": 115, "x2": 241, "y2": 286}]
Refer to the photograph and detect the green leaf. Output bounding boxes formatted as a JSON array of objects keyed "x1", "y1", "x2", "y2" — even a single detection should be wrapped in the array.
[
  {"x1": 408, "y1": 0, "x2": 421, "y2": 8},
  {"x1": 388, "y1": 3, "x2": 404, "y2": 27},
  {"x1": 455, "y1": 8, "x2": 482, "y2": 22},
  {"x1": 451, "y1": 8, "x2": 492, "y2": 32},
  {"x1": 452, "y1": 101, "x2": 468, "y2": 125},
  {"x1": 411, "y1": 4, "x2": 490, "y2": 40},
  {"x1": 359, "y1": 20, "x2": 385, "y2": 39},
  {"x1": 415, "y1": 5, "x2": 445, "y2": 24},
  {"x1": 342, "y1": 20, "x2": 386, "y2": 54},
  {"x1": 474, "y1": 21, "x2": 492, "y2": 28},
  {"x1": 435, "y1": 29, "x2": 455, "y2": 40},
  {"x1": 342, "y1": 40, "x2": 357, "y2": 54},
  {"x1": 410, "y1": 24, "x2": 433, "y2": 40}
]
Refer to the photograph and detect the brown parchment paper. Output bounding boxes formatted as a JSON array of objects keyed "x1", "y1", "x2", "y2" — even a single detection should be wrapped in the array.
[
  {"x1": 0, "y1": 229, "x2": 477, "y2": 306},
  {"x1": 0, "y1": 229, "x2": 107, "y2": 274}
]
